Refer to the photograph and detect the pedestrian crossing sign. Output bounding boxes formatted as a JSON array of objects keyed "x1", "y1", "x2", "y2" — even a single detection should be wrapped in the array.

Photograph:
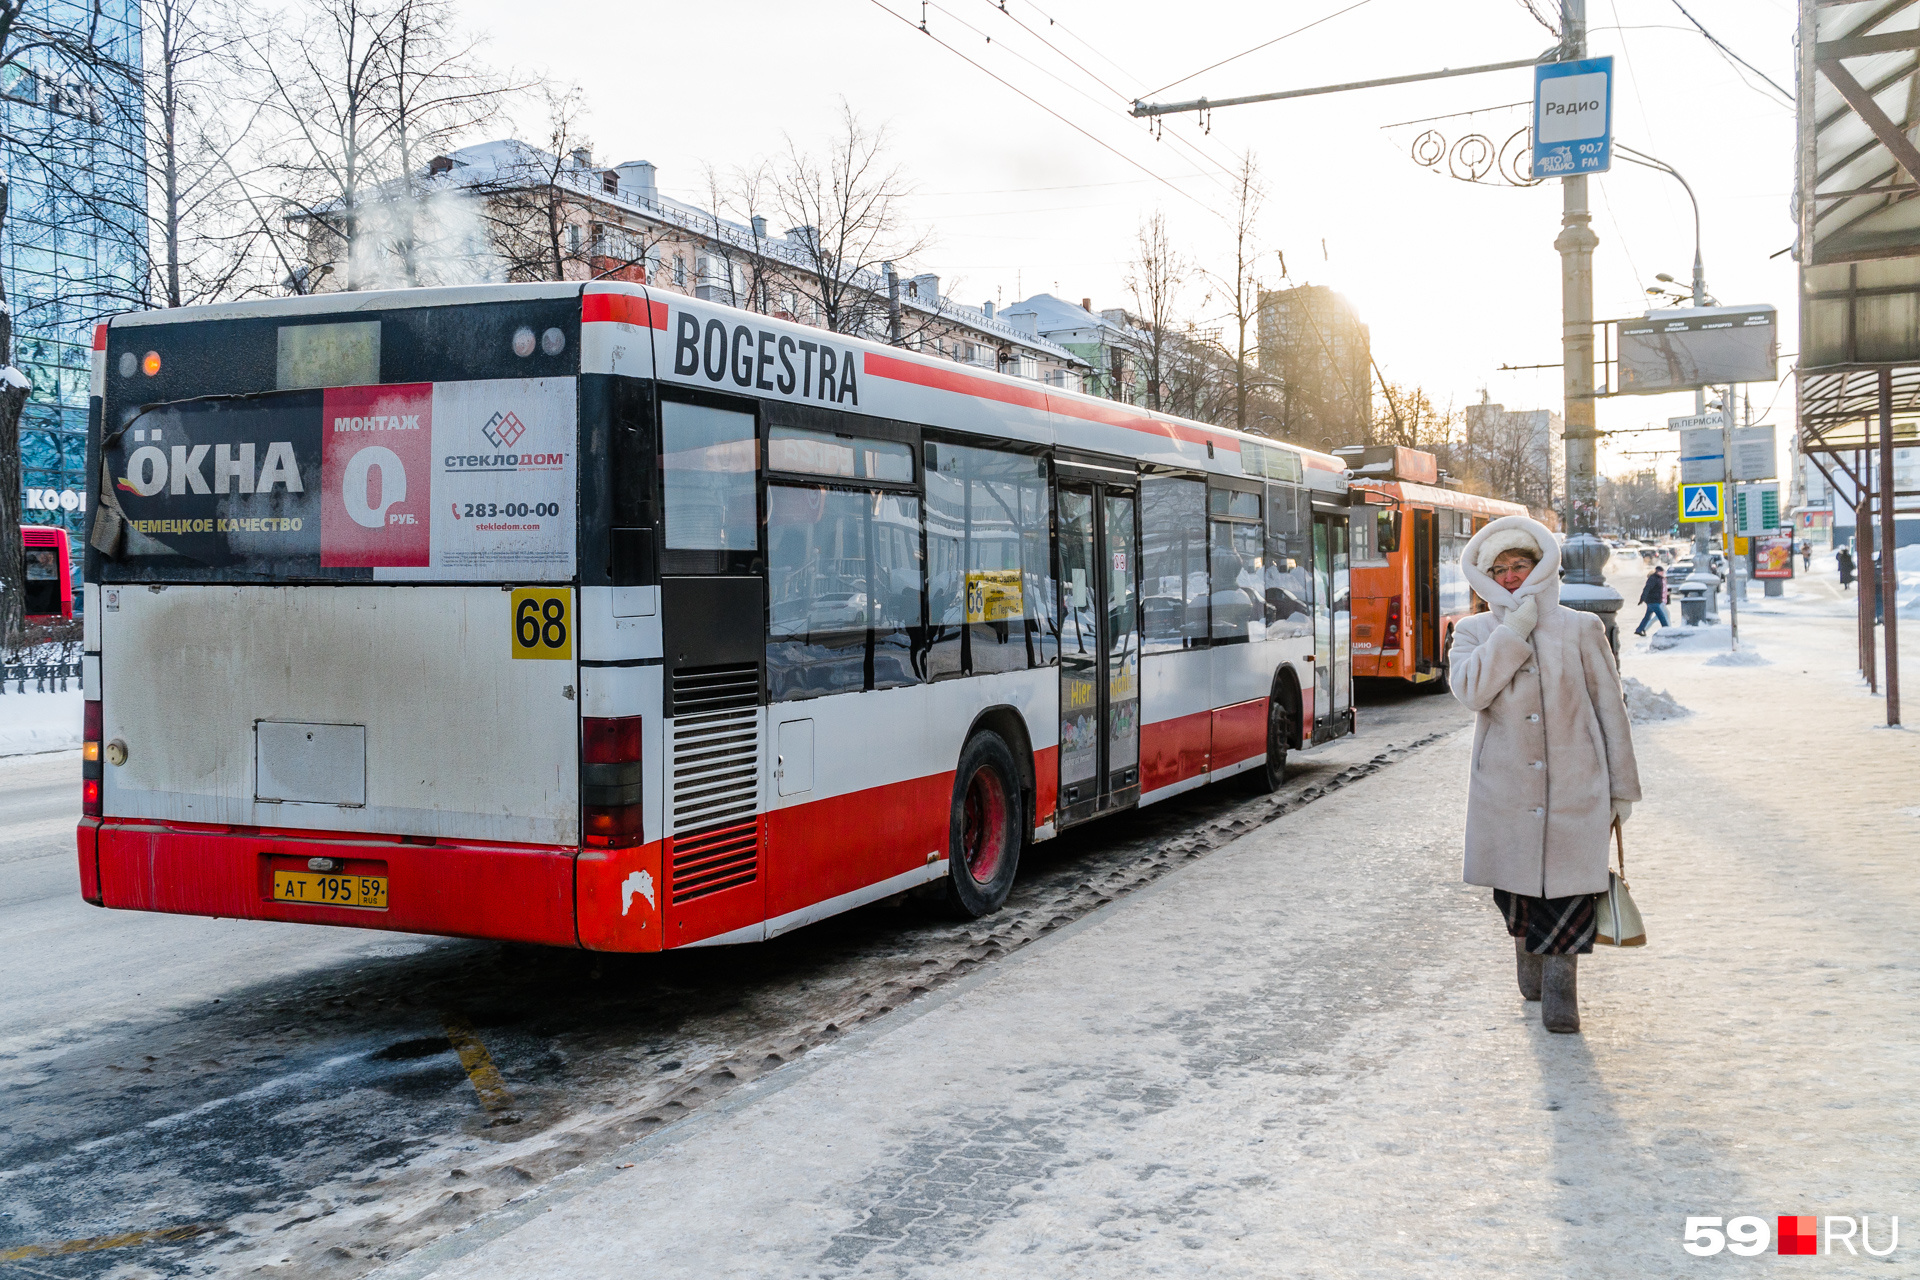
[{"x1": 1679, "y1": 482, "x2": 1723, "y2": 523}]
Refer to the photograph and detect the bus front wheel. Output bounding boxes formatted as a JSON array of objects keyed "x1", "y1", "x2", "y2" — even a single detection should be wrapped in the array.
[
  {"x1": 1256, "y1": 683, "x2": 1295, "y2": 794},
  {"x1": 941, "y1": 731, "x2": 1024, "y2": 918}
]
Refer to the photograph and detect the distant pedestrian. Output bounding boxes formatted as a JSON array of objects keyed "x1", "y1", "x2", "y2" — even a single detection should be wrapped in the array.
[
  {"x1": 1633, "y1": 565, "x2": 1669, "y2": 636},
  {"x1": 1800, "y1": 539, "x2": 1812, "y2": 572},
  {"x1": 1837, "y1": 546, "x2": 1855, "y2": 589},
  {"x1": 1449, "y1": 516, "x2": 1642, "y2": 1034}
]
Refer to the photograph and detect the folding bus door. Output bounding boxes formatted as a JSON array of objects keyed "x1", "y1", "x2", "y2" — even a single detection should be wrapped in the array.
[
  {"x1": 1056, "y1": 466, "x2": 1140, "y2": 829},
  {"x1": 1311, "y1": 508, "x2": 1353, "y2": 741},
  {"x1": 1414, "y1": 508, "x2": 1439, "y2": 675}
]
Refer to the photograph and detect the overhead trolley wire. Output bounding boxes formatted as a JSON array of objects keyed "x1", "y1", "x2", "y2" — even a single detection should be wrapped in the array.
[
  {"x1": 969, "y1": 0, "x2": 1254, "y2": 193},
  {"x1": 1665, "y1": 0, "x2": 1795, "y2": 106},
  {"x1": 863, "y1": 0, "x2": 1231, "y2": 223},
  {"x1": 1139, "y1": 0, "x2": 1376, "y2": 101}
]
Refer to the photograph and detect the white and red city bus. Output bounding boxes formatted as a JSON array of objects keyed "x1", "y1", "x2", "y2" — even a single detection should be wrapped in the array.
[{"x1": 77, "y1": 283, "x2": 1352, "y2": 950}]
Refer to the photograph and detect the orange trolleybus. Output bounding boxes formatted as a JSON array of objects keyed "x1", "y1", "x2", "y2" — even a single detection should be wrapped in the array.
[
  {"x1": 77, "y1": 282, "x2": 1355, "y2": 951},
  {"x1": 1339, "y1": 445, "x2": 1528, "y2": 686}
]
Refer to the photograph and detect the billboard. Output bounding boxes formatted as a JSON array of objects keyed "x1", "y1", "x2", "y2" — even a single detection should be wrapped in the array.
[{"x1": 1618, "y1": 307, "x2": 1778, "y2": 394}]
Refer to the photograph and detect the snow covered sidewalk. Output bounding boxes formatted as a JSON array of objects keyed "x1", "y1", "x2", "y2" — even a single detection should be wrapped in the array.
[
  {"x1": 368, "y1": 588, "x2": 1918, "y2": 1280},
  {"x1": 0, "y1": 688, "x2": 82, "y2": 757}
]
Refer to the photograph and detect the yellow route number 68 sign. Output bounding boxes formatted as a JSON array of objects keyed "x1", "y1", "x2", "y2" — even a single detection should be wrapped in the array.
[{"x1": 511, "y1": 587, "x2": 573, "y2": 660}]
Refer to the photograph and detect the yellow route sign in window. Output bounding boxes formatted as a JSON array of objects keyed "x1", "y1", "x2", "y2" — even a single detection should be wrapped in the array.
[{"x1": 511, "y1": 587, "x2": 573, "y2": 659}]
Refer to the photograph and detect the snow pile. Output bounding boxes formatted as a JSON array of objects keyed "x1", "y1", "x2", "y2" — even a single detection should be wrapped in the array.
[
  {"x1": 1704, "y1": 648, "x2": 1771, "y2": 668},
  {"x1": 0, "y1": 689, "x2": 82, "y2": 755},
  {"x1": 1648, "y1": 622, "x2": 1722, "y2": 651},
  {"x1": 1622, "y1": 676, "x2": 1689, "y2": 723}
]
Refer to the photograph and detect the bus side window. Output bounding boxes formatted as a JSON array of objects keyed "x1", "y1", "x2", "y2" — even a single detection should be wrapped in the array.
[
  {"x1": 766, "y1": 485, "x2": 925, "y2": 701},
  {"x1": 923, "y1": 443, "x2": 1055, "y2": 680},
  {"x1": 661, "y1": 401, "x2": 757, "y2": 551},
  {"x1": 1263, "y1": 482, "x2": 1312, "y2": 639},
  {"x1": 1207, "y1": 486, "x2": 1262, "y2": 644},
  {"x1": 1140, "y1": 474, "x2": 1207, "y2": 653}
]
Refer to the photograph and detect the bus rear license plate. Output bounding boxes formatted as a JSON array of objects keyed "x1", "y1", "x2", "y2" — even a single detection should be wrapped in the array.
[{"x1": 272, "y1": 871, "x2": 388, "y2": 910}]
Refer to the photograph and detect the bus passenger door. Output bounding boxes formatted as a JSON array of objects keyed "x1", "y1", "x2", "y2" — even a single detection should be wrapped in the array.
[
  {"x1": 1055, "y1": 475, "x2": 1140, "y2": 828},
  {"x1": 1311, "y1": 510, "x2": 1353, "y2": 741},
  {"x1": 1413, "y1": 508, "x2": 1438, "y2": 674}
]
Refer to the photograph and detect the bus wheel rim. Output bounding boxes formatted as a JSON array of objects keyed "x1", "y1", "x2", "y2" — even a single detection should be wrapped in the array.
[{"x1": 962, "y1": 767, "x2": 1007, "y2": 884}]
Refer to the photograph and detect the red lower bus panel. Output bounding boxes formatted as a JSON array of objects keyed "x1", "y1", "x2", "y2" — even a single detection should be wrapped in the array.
[
  {"x1": 576, "y1": 839, "x2": 666, "y2": 953},
  {"x1": 1210, "y1": 697, "x2": 1268, "y2": 770},
  {"x1": 662, "y1": 816, "x2": 769, "y2": 948},
  {"x1": 1141, "y1": 709, "x2": 1211, "y2": 795},
  {"x1": 1032, "y1": 745, "x2": 1058, "y2": 829},
  {"x1": 95, "y1": 821, "x2": 579, "y2": 947},
  {"x1": 75, "y1": 818, "x2": 102, "y2": 905},
  {"x1": 764, "y1": 773, "x2": 951, "y2": 923}
]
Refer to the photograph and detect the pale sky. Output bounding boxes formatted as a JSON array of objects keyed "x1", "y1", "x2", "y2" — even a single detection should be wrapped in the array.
[{"x1": 463, "y1": 0, "x2": 1800, "y2": 479}]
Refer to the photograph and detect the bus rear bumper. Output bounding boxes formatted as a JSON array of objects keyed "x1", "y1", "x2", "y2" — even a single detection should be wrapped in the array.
[{"x1": 90, "y1": 819, "x2": 580, "y2": 947}]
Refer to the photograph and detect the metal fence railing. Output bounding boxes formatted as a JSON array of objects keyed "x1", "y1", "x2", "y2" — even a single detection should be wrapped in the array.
[{"x1": 0, "y1": 662, "x2": 83, "y2": 694}]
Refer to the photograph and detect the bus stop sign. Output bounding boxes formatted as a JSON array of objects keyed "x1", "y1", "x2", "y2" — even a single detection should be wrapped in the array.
[
  {"x1": 1532, "y1": 57, "x2": 1613, "y2": 178},
  {"x1": 1679, "y1": 482, "x2": 1723, "y2": 524}
]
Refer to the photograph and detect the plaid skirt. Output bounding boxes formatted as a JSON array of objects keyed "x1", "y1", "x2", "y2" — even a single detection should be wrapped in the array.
[{"x1": 1494, "y1": 889, "x2": 1598, "y2": 955}]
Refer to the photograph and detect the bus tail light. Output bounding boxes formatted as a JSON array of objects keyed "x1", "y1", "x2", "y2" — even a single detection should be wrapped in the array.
[
  {"x1": 82, "y1": 700, "x2": 102, "y2": 816},
  {"x1": 582, "y1": 715, "x2": 643, "y2": 849},
  {"x1": 1384, "y1": 596, "x2": 1402, "y2": 649}
]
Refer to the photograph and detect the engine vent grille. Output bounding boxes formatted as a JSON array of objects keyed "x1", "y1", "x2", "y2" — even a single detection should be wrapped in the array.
[{"x1": 669, "y1": 664, "x2": 761, "y2": 904}]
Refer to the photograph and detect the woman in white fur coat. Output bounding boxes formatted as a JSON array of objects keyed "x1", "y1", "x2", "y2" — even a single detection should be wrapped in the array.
[{"x1": 1448, "y1": 515, "x2": 1641, "y2": 1033}]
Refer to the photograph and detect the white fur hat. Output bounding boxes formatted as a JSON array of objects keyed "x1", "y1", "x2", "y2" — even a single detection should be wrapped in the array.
[{"x1": 1474, "y1": 527, "x2": 1544, "y2": 571}]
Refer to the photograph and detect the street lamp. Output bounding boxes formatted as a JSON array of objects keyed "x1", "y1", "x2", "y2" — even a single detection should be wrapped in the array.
[{"x1": 1617, "y1": 145, "x2": 1710, "y2": 308}]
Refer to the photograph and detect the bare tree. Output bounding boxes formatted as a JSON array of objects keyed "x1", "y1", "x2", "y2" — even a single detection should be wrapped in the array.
[
  {"x1": 1599, "y1": 468, "x2": 1674, "y2": 538},
  {"x1": 1126, "y1": 213, "x2": 1190, "y2": 413},
  {"x1": 245, "y1": 0, "x2": 398, "y2": 291},
  {"x1": 770, "y1": 102, "x2": 927, "y2": 337},
  {"x1": 1203, "y1": 151, "x2": 1267, "y2": 434},
  {"x1": 373, "y1": 0, "x2": 509, "y2": 286},
  {"x1": 1370, "y1": 378, "x2": 1459, "y2": 450},
  {"x1": 145, "y1": 0, "x2": 269, "y2": 306},
  {"x1": 475, "y1": 86, "x2": 601, "y2": 283}
]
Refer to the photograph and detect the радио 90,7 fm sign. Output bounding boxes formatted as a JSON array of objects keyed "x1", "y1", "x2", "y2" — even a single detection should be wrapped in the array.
[{"x1": 1532, "y1": 56, "x2": 1612, "y2": 178}]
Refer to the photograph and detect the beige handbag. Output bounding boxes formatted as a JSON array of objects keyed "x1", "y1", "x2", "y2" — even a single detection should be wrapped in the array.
[{"x1": 1595, "y1": 820, "x2": 1646, "y2": 946}]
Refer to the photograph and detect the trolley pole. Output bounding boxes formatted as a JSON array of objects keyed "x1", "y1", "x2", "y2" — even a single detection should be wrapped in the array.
[{"x1": 1553, "y1": 0, "x2": 1625, "y2": 654}]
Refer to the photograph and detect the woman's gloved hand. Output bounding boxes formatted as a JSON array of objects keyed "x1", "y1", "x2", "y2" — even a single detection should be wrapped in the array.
[
  {"x1": 1611, "y1": 799, "x2": 1633, "y2": 826},
  {"x1": 1502, "y1": 596, "x2": 1539, "y2": 640}
]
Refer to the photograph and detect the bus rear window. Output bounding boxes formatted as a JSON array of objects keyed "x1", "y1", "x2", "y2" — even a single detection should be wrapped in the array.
[{"x1": 662, "y1": 401, "x2": 757, "y2": 551}]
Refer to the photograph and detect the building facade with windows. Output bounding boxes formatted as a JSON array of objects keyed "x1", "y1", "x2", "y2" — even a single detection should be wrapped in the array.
[
  {"x1": 3, "y1": 0, "x2": 146, "y2": 556},
  {"x1": 301, "y1": 140, "x2": 1089, "y2": 392},
  {"x1": 1258, "y1": 284, "x2": 1372, "y2": 449}
]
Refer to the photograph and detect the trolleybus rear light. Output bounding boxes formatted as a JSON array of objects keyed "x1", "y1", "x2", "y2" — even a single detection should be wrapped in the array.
[
  {"x1": 582, "y1": 716, "x2": 642, "y2": 848},
  {"x1": 582, "y1": 715, "x2": 641, "y2": 764},
  {"x1": 583, "y1": 803, "x2": 644, "y2": 848},
  {"x1": 82, "y1": 700, "x2": 102, "y2": 816},
  {"x1": 1385, "y1": 596, "x2": 1403, "y2": 649},
  {"x1": 141, "y1": 351, "x2": 161, "y2": 376}
]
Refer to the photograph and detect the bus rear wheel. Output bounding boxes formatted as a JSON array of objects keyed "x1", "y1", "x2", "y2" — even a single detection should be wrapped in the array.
[{"x1": 941, "y1": 731, "x2": 1024, "y2": 918}]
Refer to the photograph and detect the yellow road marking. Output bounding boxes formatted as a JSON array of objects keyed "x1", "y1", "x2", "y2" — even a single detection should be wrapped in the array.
[
  {"x1": 0, "y1": 1223, "x2": 211, "y2": 1262},
  {"x1": 442, "y1": 1014, "x2": 515, "y2": 1112}
]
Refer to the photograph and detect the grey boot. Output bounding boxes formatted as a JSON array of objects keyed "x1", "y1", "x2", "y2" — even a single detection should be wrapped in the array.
[
  {"x1": 1515, "y1": 938, "x2": 1542, "y2": 1001},
  {"x1": 1542, "y1": 955, "x2": 1580, "y2": 1033}
]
